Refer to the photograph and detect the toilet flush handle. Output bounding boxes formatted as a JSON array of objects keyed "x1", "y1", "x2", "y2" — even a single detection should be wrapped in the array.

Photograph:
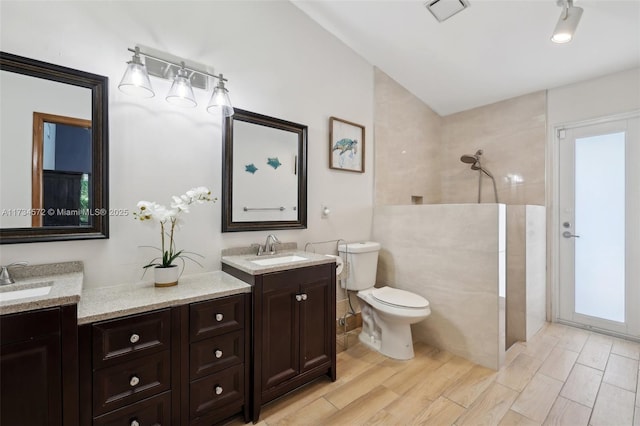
[{"x1": 562, "y1": 231, "x2": 580, "y2": 238}]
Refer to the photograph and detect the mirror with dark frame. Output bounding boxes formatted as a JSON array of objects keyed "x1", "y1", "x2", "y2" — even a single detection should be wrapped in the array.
[
  {"x1": 222, "y1": 108, "x2": 307, "y2": 232},
  {"x1": 0, "y1": 51, "x2": 109, "y2": 244}
]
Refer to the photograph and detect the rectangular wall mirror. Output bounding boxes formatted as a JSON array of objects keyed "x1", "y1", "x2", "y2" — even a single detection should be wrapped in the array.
[
  {"x1": 0, "y1": 52, "x2": 109, "y2": 244},
  {"x1": 222, "y1": 109, "x2": 307, "y2": 232}
]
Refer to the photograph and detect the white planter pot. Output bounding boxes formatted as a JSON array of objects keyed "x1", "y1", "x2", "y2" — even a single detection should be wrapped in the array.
[{"x1": 154, "y1": 265, "x2": 179, "y2": 287}]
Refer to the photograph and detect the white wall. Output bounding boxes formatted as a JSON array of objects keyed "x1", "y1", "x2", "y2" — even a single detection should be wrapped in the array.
[
  {"x1": 0, "y1": 1, "x2": 375, "y2": 288},
  {"x1": 548, "y1": 67, "x2": 640, "y2": 125}
]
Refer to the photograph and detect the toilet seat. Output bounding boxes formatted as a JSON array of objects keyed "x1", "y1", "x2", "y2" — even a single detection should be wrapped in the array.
[{"x1": 371, "y1": 286, "x2": 429, "y2": 309}]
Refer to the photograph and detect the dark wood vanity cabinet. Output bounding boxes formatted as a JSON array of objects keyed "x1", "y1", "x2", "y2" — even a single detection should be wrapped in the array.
[
  {"x1": 222, "y1": 262, "x2": 336, "y2": 422},
  {"x1": 79, "y1": 308, "x2": 175, "y2": 425},
  {"x1": 79, "y1": 294, "x2": 250, "y2": 426},
  {"x1": 0, "y1": 305, "x2": 78, "y2": 426},
  {"x1": 185, "y1": 296, "x2": 250, "y2": 425}
]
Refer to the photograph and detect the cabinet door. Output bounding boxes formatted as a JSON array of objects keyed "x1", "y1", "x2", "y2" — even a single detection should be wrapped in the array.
[
  {"x1": 261, "y1": 274, "x2": 300, "y2": 390},
  {"x1": 0, "y1": 334, "x2": 62, "y2": 426},
  {"x1": 300, "y1": 276, "x2": 332, "y2": 373}
]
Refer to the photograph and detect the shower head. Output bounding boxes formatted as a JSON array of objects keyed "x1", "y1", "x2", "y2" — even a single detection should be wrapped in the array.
[
  {"x1": 460, "y1": 155, "x2": 478, "y2": 164},
  {"x1": 460, "y1": 149, "x2": 483, "y2": 165},
  {"x1": 460, "y1": 149, "x2": 498, "y2": 203}
]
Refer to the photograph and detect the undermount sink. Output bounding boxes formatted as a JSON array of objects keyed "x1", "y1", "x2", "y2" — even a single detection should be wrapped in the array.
[
  {"x1": 250, "y1": 255, "x2": 308, "y2": 266},
  {"x1": 0, "y1": 281, "x2": 53, "y2": 302}
]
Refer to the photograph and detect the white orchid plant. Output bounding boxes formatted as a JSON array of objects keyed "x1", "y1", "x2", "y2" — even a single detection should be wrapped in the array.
[{"x1": 133, "y1": 186, "x2": 216, "y2": 271}]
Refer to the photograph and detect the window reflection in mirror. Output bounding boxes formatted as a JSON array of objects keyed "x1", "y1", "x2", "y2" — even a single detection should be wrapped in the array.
[
  {"x1": 0, "y1": 51, "x2": 108, "y2": 243},
  {"x1": 32, "y1": 113, "x2": 92, "y2": 227},
  {"x1": 0, "y1": 69, "x2": 92, "y2": 229}
]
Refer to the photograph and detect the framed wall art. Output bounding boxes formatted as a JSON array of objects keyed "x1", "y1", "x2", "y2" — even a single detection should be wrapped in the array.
[{"x1": 329, "y1": 116, "x2": 365, "y2": 173}]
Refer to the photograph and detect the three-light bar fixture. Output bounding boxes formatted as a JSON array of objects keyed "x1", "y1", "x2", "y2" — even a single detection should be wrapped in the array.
[{"x1": 118, "y1": 46, "x2": 234, "y2": 117}]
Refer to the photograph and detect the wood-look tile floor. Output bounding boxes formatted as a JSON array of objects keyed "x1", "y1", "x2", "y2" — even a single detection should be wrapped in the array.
[{"x1": 227, "y1": 323, "x2": 640, "y2": 425}]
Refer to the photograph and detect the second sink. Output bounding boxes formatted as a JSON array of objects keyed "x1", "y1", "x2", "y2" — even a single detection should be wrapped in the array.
[{"x1": 250, "y1": 255, "x2": 308, "y2": 266}]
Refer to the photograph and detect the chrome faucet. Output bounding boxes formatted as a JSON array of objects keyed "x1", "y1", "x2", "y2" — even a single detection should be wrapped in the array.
[
  {"x1": 263, "y1": 234, "x2": 280, "y2": 255},
  {"x1": 0, "y1": 262, "x2": 28, "y2": 285}
]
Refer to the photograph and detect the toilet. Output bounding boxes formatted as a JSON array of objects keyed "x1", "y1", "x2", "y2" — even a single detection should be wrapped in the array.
[{"x1": 338, "y1": 241, "x2": 431, "y2": 360}]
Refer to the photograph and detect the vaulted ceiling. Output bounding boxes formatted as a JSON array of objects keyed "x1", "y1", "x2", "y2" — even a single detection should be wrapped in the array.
[{"x1": 293, "y1": 0, "x2": 640, "y2": 115}]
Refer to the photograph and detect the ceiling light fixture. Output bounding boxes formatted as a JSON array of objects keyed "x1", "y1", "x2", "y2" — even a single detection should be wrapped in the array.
[
  {"x1": 118, "y1": 46, "x2": 234, "y2": 116},
  {"x1": 552, "y1": 0, "x2": 583, "y2": 44}
]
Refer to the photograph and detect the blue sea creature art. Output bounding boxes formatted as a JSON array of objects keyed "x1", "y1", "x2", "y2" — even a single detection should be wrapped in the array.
[
  {"x1": 266, "y1": 157, "x2": 282, "y2": 169},
  {"x1": 245, "y1": 163, "x2": 258, "y2": 174},
  {"x1": 333, "y1": 138, "x2": 358, "y2": 155}
]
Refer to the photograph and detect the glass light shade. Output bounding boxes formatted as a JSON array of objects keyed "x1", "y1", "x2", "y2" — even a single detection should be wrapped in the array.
[
  {"x1": 118, "y1": 62, "x2": 154, "y2": 98},
  {"x1": 552, "y1": 6, "x2": 583, "y2": 43},
  {"x1": 207, "y1": 85, "x2": 234, "y2": 117},
  {"x1": 166, "y1": 70, "x2": 197, "y2": 108}
]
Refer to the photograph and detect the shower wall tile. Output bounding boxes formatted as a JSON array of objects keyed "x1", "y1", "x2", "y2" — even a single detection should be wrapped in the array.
[
  {"x1": 507, "y1": 205, "x2": 546, "y2": 348},
  {"x1": 441, "y1": 92, "x2": 547, "y2": 205},
  {"x1": 373, "y1": 204, "x2": 506, "y2": 370},
  {"x1": 525, "y1": 205, "x2": 546, "y2": 339},
  {"x1": 374, "y1": 68, "x2": 442, "y2": 205}
]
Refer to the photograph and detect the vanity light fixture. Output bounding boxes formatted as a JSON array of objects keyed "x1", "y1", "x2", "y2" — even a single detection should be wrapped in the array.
[
  {"x1": 118, "y1": 46, "x2": 234, "y2": 116},
  {"x1": 207, "y1": 75, "x2": 234, "y2": 117},
  {"x1": 166, "y1": 62, "x2": 197, "y2": 108},
  {"x1": 551, "y1": 0, "x2": 583, "y2": 43},
  {"x1": 118, "y1": 47, "x2": 154, "y2": 98}
]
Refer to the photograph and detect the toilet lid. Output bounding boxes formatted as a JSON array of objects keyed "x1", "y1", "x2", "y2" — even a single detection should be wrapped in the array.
[{"x1": 371, "y1": 286, "x2": 429, "y2": 309}]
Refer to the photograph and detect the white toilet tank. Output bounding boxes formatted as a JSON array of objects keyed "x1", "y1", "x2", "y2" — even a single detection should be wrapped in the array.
[{"x1": 338, "y1": 241, "x2": 381, "y2": 291}]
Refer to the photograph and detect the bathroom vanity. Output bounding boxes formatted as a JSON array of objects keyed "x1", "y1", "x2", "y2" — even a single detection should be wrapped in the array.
[
  {"x1": 221, "y1": 250, "x2": 336, "y2": 423},
  {"x1": 0, "y1": 262, "x2": 83, "y2": 426},
  {"x1": 0, "y1": 254, "x2": 336, "y2": 425},
  {"x1": 77, "y1": 272, "x2": 251, "y2": 425}
]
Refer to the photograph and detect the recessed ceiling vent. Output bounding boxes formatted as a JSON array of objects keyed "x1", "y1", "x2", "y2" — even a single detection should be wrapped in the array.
[{"x1": 425, "y1": 0, "x2": 470, "y2": 22}]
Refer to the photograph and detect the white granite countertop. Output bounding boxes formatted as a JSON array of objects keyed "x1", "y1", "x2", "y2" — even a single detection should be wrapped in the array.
[
  {"x1": 221, "y1": 250, "x2": 337, "y2": 275},
  {"x1": 0, "y1": 262, "x2": 83, "y2": 316},
  {"x1": 78, "y1": 271, "x2": 251, "y2": 324}
]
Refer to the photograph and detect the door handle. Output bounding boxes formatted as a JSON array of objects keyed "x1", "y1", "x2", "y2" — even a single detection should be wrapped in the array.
[{"x1": 562, "y1": 231, "x2": 580, "y2": 238}]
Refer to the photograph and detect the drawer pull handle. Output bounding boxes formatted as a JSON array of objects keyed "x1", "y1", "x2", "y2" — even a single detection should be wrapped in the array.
[
  {"x1": 301, "y1": 293, "x2": 308, "y2": 301},
  {"x1": 295, "y1": 294, "x2": 302, "y2": 302},
  {"x1": 215, "y1": 385, "x2": 223, "y2": 395},
  {"x1": 130, "y1": 375, "x2": 140, "y2": 387},
  {"x1": 129, "y1": 333, "x2": 140, "y2": 344},
  {"x1": 215, "y1": 313, "x2": 224, "y2": 322},
  {"x1": 215, "y1": 349, "x2": 223, "y2": 359},
  {"x1": 130, "y1": 420, "x2": 140, "y2": 426}
]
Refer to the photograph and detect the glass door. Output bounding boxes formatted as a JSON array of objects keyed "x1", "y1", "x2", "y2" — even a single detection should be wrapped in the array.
[{"x1": 557, "y1": 116, "x2": 639, "y2": 339}]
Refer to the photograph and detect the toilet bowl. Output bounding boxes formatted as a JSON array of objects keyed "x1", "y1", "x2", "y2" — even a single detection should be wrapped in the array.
[{"x1": 338, "y1": 242, "x2": 431, "y2": 360}]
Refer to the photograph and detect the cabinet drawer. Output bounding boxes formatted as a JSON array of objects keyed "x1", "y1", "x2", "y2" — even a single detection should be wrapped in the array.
[
  {"x1": 93, "y1": 351, "x2": 171, "y2": 416},
  {"x1": 189, "y1": 364, "x2": 244, "y2": 419},
  {"x1": 93, "y1": 391, "x2": 171, "y2": 426},
  {"x1": 190, "y1": 330, "x2": 243, "y2": 380},
  {"x1": 0, "y1": 307, "x2": 60, "y2": 345},
  {"x1": 190, "y1": 296, "x2": 244, "y2": 342},
  {"x1": 93, "y1": 309, "x2": 171, "y2": 367}
]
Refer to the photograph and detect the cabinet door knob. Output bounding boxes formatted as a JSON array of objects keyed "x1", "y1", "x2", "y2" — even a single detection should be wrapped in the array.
[
  {"x1": 129, "y1": 375, "x2": 140, "y2": 387},
  {"x1": 301, "y1": 293, "x2": 308, "y2": 301},
  {"x1": 214, "y1": 349, "x2": 223, "y2": 359},
  {"x1": 215, "y1": 313, "x2": 224, "y2": 322},
  {"x1": 130, "y1": 420, "x2": 140, "y2": 426},
  {"x1": 295, "y1": 294, "x2": 302, "y2": 302},
  {"x1": 214, "y1": 385, "x2": 223, "y2": 395},
  {"x1": 129, "y1": 333, "x2": 140, "y2": 344}
]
